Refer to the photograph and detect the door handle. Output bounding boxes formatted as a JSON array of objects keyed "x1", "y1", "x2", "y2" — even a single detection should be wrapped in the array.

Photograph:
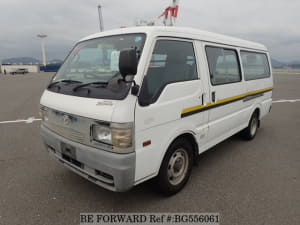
[
  {"x1": 200, "y1": 93, "x2": 207, "y2": 105},
  {"x1": 212, "y1": 91, "x2": 216, "y2": 103}
]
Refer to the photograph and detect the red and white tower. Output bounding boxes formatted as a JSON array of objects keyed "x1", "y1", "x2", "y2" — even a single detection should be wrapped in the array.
[{"x1": 159, "y1": 0, "x2": 180, "y2": 26}]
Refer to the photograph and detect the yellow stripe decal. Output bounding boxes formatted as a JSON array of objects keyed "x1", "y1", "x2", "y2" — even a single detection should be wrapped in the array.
[{"x1": 182, "y1": 87, "x2": 273, "y2": 116}]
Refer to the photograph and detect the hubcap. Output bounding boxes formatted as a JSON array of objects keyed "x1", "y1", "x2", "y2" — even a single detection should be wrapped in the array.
[
  {"x1": 250, "y1": 117, "x2": 258, "y2": 136},
  {"x1": 167, "y1": 148, "x2": 189, "y2": 186}
]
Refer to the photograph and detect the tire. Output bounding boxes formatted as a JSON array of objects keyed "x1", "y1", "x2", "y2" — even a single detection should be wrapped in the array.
[
  {"x1": 156, "y1": 138, "x2": 193, "y2": 196},
  {"x1": 242, "y1": 111, "x2": 259, "y2": 140}
]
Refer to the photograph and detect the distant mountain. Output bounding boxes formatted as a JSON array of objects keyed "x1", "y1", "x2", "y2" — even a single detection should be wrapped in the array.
[
  {"x1": 289, "y1": 63, "x2": 300, "y2": 68},
  {"x1": 2, "y1": 57, "x2": 40, "y2": 64},
  {"x1": 49, "y1": 59, "x2": 63, "y2": 64},
  {"x1": 271, "y1": 58, "x2": 285, "y2": 68},
  {"x1": 289, "y1": 60, "x2": 300, "y2": 65},
  {"x1": 2, "y1": 57, "x2": 64, "y2": 65},
  {"x1": 271, "y1": 58, "x2": 300, "y2": 68}
]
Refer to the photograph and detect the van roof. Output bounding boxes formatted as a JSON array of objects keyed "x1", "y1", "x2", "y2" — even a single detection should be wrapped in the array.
[{"x1": 80, "y1": 26, "x2": 267, "y2": 51}]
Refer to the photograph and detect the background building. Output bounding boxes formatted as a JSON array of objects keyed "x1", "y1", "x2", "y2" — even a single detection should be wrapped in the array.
[{"x1": 0, "y1": 64, "x2": 40, "y2": 74}]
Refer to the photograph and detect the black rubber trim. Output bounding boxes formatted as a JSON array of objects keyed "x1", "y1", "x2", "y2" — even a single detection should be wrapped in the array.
[
  {"x1": 243, "y1": 93, "x2": 263, "y2": 102},
  {"x1": 157, "y1": 36, "x2": 268, "y2": 52}
]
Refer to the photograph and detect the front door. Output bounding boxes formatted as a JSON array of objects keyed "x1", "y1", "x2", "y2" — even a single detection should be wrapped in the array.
[{"x1": 134, "y1": 38, "x2": 207, "y2": 181}]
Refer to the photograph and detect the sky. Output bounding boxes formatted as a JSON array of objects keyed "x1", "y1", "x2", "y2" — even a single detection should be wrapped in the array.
[{"x1": 0, "y1": 0, "x2": 299, "y2": 63}]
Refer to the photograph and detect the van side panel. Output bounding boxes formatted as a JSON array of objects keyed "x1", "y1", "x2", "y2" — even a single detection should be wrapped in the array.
[
  {"x1": 134, "y1": 80, "x2": 204, "y2": 182},
  {"x1": 134, "y1": 38, "x2": 208, "y2": 182},
  {"x1": 195, "y1": 44, "x2": 273, "y2": 152},
  {"x1": 134, "y1": 41, "x2": 273, "y2": 183},
  {"x1": 240, "y1": 51, "x2": 273, "y2": 122},
  {"x1": 202, "y1": 43, "x2": 248, "y2": 150}
]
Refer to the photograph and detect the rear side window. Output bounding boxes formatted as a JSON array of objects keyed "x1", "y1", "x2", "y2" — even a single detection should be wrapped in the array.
[
  {"x1": 206, "y1": 46, "x2": 241, "y2": 85},
  {"x1": 241, "y1": 51, "x2": 270, "y2": 80},
  {"x1": 144, "y1": 40, "x2": 198, "y2": 101}
]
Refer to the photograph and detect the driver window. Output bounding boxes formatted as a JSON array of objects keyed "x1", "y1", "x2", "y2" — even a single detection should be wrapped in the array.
[{"x1": 143, "y1": 39, "x2": 198, "y2": 103}]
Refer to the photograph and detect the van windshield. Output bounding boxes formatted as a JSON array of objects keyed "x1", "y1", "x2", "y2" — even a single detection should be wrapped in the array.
[
  {"x1": 47, "y1": 33, "x2": 146, "y2": 99},
  {"x1": 55, "y1": 33, "x2": 146, "y2": 83}
]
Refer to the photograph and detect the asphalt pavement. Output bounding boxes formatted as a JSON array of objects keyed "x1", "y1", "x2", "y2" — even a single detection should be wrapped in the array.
[{"x1": 0, "y1": 72, "x2": 299, "y2": 225}]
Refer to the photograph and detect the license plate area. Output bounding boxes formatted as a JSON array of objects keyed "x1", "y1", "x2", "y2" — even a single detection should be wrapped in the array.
[
  {"x1": 61, "y1": 142, "x2": 76, "y2": 159},
  {"x1": 61, "y1": 142, "x2": 83, "y2": 168}
]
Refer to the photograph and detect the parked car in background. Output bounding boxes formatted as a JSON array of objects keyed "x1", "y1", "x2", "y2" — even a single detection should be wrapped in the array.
[{"x1": 10, "y1": 68, "x2": 29, "y2": 75}]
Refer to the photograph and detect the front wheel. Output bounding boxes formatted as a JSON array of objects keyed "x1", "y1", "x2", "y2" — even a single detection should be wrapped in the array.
[
  {"x1": 156, "y1": 138, "x2": 193, "y2": 196},
  {"x1": 242, "y1": 111, "x2": 259, "y2": 140}
]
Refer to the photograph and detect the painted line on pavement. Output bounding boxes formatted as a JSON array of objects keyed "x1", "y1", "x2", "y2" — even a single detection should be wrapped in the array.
[
  {"x1": 272, "y1": 99, "x2": 300, "y2": 103},
  {"x1": 0, "y1": 117, "x2": 41, "y2": 124}
]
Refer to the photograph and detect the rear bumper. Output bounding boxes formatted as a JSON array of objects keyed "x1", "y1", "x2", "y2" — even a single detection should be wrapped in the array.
[{"x1": 40, "y1": 125, "x2": 135, "y2": 192}]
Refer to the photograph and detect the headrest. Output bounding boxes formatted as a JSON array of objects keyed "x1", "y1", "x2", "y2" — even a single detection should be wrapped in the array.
[{"x1": 166, "y1": 52, "x2": 187, "y2": 64}]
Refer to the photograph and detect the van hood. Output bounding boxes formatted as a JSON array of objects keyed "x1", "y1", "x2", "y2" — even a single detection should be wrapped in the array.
[{"x1": 40, "y1": 90, "x2": 116, "y2": 122}]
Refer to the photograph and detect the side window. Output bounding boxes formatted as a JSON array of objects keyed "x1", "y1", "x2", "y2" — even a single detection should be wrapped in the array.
[
  {"x1": 241, "y1": 51, "x2": 270, "y2": 80},
  {"x1": 144, "y1": 39, "x2": 198, "y2": 102},
  {"x1": 206, "y1": 46, "x2": 241, "y2": 85}
]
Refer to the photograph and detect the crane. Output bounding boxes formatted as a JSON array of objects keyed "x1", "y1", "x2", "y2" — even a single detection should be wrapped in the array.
[{"x1": 159, "y1": 0, "x2": 180, "y2": 26}]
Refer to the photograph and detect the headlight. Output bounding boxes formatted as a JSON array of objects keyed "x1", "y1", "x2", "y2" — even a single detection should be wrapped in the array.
[
  {"x1": 92, "y1": 124, "x2": 112, "y2": 145},
  {"x1": 91, "y1": 123, "x2": 133, "y2": 149},
  {"x1": 39, "y1": 106, "x2": 48, "y2": 122}
]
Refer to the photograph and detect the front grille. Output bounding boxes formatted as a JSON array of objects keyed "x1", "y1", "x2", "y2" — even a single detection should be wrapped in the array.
[
  {"x1": 42, "y1": 107, "x2": 116, "y2": 153},
  {"x1": 47, "y1": 123, "x2": 85, "y2": 143},
  {"x1": 42, "y1": 107, "x2": 89, "y2": 145}
]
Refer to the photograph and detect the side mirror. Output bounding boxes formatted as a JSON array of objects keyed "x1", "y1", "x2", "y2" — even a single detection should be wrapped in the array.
[{"x1": 119, "y1": 48, "x2": 138, "y2": 79}]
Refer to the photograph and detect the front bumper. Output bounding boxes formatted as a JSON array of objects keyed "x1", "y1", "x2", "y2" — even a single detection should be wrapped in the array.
[{"x1": 40, "y1": 125, "x2": 135, "y2": 192}]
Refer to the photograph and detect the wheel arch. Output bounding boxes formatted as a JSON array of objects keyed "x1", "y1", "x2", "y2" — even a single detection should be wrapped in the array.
[
  {"x1": 157, "y1": 130, "x2": 199, "y2": 176},
  {"x1": 249, "y1": 106, "x2": 261, "y2": 127}
]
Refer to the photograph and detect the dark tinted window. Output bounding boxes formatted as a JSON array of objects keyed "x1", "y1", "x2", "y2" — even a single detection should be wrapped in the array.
[
  {"x1": 241, "y1": 51, "x2": 270, "y2": 80},
  {"x1": 206, "y1": 46, "x2": 241, "y2": 85},
  {"x1": 144, "y1": 40, "x2": 198, "y2": 100}
]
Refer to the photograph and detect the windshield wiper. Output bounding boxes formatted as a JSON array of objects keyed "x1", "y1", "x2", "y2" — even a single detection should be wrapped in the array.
[
  {"x1": 48, "y1": 80, "x2": 82, "y2": 89},
  {"x1": 73, "y1": 81, "x2": 108, "y2": 92}
]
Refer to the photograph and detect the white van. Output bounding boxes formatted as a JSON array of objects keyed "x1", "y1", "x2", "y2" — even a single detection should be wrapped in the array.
[{"x1": 40, "y1": 26, "x2": 273, "y2": 195}]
